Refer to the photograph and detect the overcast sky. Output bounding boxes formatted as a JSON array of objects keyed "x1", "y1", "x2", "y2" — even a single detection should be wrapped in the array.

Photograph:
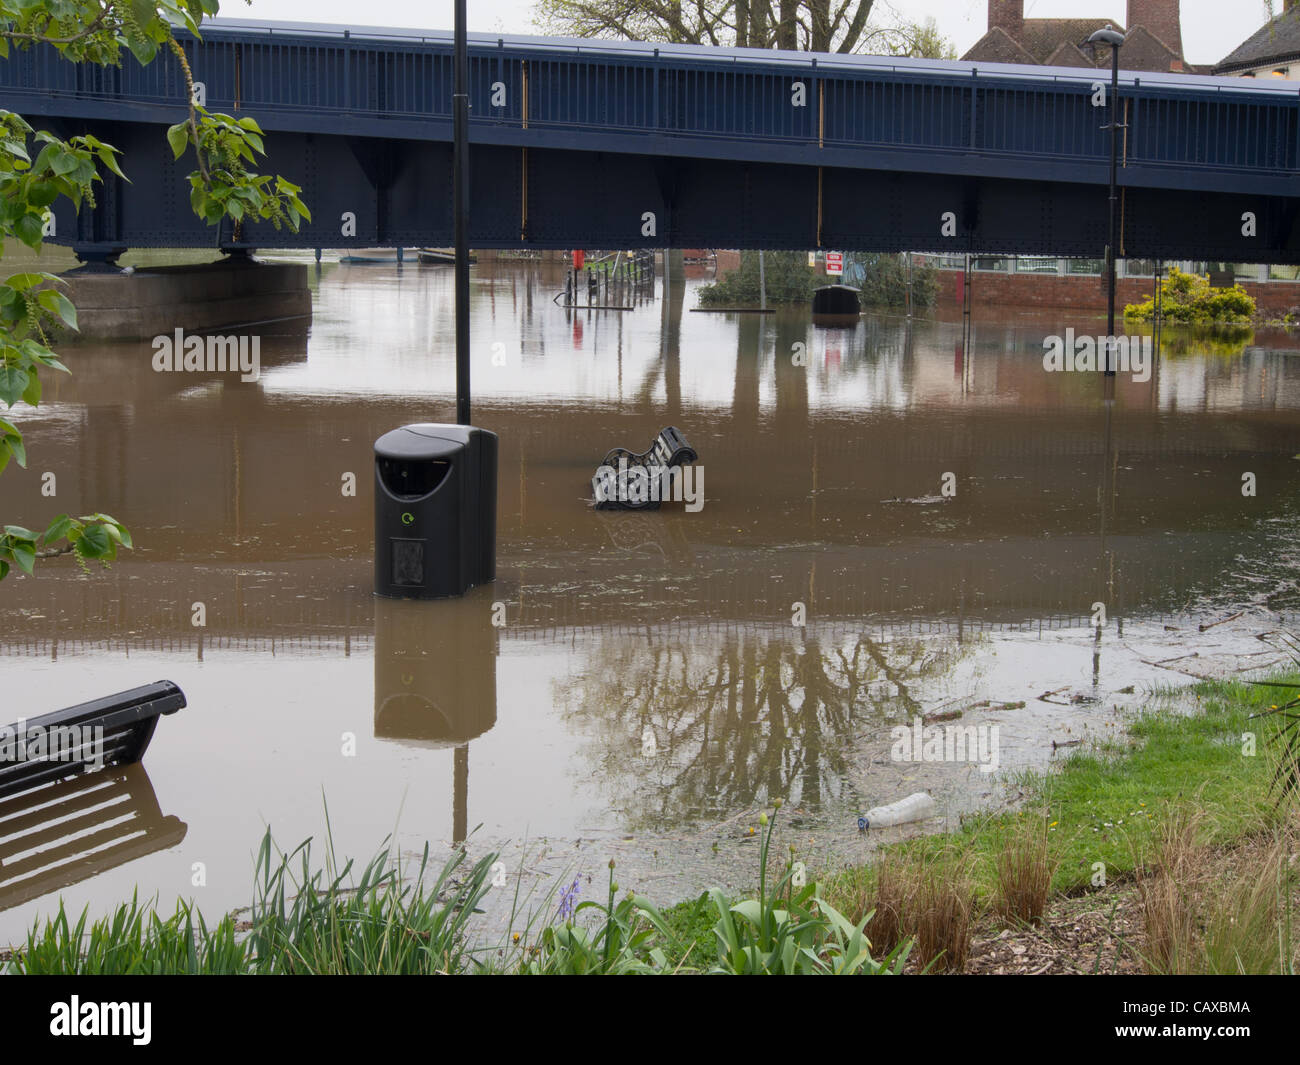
[{"x1": 219, "y1": 1, "x2": 1278, "y2": 66}]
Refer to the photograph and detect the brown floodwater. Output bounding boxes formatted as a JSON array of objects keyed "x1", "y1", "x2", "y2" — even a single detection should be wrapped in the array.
[{"x1": 1, "y1": 255, "x2": 1297, "y2": 939}]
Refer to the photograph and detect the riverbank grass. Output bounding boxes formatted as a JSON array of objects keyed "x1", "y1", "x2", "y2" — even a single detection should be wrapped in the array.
[
  {"x1": 800, "y1": 674, "x2": 1299, "y2": 973},
  {"x1": 4, "y1": 675, "x2": 1295, "y2": 974}
]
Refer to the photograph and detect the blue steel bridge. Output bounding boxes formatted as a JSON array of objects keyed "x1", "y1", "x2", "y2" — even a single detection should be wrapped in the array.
[{"x1": 2, "y1": 17, "x2": 1300, "y2": 260}]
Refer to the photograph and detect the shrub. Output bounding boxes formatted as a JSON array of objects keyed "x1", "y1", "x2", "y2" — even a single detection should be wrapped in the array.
[
  {"x1": 1124, "y1": 266, "x2": 1255, "y2": 323},
  {"x1": 857, "y1": 253, "x2": 938, "y2": 308},
  {"x1": 697, "y1": 250, "x2": 815, "y2": 306}
]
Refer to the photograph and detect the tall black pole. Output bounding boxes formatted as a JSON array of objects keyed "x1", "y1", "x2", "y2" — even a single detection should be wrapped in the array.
[
  {"x1": 1087, "y1": 26, "x2": 1125, "y2": 378},
  {"x1": 1105, "y1": 42, "x2": 1119, "y2": 376},
  {"x1": 453, "y1": 0, "x2": 471, "y2": 424}
]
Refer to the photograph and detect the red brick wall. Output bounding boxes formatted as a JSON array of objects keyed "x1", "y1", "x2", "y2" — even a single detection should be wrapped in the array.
[
  {"x1": 989, "y1": 0, "x2": 1024, "y2": 36},
  {"x1": 935, "y1": 268, "x2": 1300, "y2": 316},
  {"x1": 714, "y1": 250, "x2": 741, "y2": 272},
  {"x1": 1129, "y1": 0, "x2": 1182, "y2": 57}
]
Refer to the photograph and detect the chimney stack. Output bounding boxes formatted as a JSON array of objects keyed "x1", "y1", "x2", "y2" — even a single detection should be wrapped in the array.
[
  {"x1": 989, "y1": 0, "x2": 1024, "y2": 37},
  {"x1": 1127, "y1": 0, "x2": 1183, "y2": 57}
]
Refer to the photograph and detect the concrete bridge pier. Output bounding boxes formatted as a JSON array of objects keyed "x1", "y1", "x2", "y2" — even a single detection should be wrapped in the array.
[{"x1": 56, "y1": 254, "x2": 312, "y2": 341}]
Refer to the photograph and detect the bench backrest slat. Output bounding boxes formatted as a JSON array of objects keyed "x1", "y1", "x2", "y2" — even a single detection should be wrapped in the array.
[{"x1": 0, "y1": 681, "x2": 185, "y2": 800}]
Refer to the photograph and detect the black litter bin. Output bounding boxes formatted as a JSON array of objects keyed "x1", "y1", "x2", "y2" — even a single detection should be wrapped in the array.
[{"x1": 374, "y1": 423, "x2": 497, "y2": 599}]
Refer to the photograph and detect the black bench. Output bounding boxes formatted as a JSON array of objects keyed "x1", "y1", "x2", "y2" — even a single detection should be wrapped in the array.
[
  {"x1": 593, "y1": 426, "x2": 698, "y2": 511},
  {"x1": 0, "y1": 680, "x2": 186, "y2": 800}
]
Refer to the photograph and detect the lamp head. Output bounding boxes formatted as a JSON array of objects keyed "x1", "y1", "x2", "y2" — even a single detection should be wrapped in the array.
[{"x1": 1086, "y1": 25, "x2": 1127, "y2": 48}]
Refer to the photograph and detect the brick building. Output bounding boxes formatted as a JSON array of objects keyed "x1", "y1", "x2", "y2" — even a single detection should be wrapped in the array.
[{"x1": 962, "y1": 1, "x2": 1194, "y2": 73}]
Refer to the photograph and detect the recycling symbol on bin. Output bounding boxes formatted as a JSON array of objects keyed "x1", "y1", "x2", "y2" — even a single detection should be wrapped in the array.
[{"x1": 401, "y1": 512, "x2": 415, "y2": 526}]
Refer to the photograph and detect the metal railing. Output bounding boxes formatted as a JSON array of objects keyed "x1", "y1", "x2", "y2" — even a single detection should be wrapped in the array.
[{"x1": 1, "y1": 19, "x2": 1295, "y2": 183}]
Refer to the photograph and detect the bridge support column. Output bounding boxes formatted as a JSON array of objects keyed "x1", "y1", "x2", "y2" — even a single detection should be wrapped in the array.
[
  {"x1": 71, "y1": 243, "x2": 129, "y2": 273},
  {"x1": 53, "y1": 260, "x2": 312, "y2": 341}
]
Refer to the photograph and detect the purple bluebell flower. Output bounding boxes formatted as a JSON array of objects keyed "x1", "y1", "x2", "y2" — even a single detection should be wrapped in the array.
[{"x1": 557, "y1": 876, "x2": 581, "y2": 920}]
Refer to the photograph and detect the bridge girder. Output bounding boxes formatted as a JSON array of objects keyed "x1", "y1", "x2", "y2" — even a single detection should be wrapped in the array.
[{"x1": 36, "y1": 125, "x2": 1300, "y2": 264}]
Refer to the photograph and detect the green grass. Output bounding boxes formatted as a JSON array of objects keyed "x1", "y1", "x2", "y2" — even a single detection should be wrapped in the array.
[
  {"x1": 5, "y1": 675, "x2": 1294, "y2": 974},
  {"x1": 8, "y1": 825, "x2": 498, "y2": 974},
  {"x1": 654, "y1": 673, "x2": 1298, "y2": 964},
  {"x1": 4, "y1": 803, "x2": 904, "y2": 975},
  {"x1": 658, "y1": 894, "x2": 716, "y2": 968},
  {"x1": 819, "y1": 674, "x2": 1297, "y2": 919}
]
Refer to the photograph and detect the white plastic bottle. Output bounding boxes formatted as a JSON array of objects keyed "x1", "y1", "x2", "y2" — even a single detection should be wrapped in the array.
[{"x1": 859, "y1": 792, "x2": 936, "y2": 830}]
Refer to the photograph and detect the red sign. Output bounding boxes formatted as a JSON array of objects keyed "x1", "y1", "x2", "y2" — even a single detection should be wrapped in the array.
[
  {"x1": 826, "y1": 251, "x2": 843, "y2": 276},
  {"x1": 572, "y1": 249, "x2": 585, "y2": 270}
]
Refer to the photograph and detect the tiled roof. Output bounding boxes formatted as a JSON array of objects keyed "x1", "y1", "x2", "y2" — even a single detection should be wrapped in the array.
[
  {"x1": 1117, "y1": 25, "x2": 1192, "y2": 73},
  {"x1": 962, "y1": 25, "x2": 1039, "y2": 65},
  {"x1": 1215, "y1": 9, "x2": 1300, "y2": 73},
  {"x1": 962, "y1": 17, "x2": 1193, "y2": 74},
  {"x1": 1019, "y1": 18, "x2": 1122, "y2": 64},
  {"x1": 1044, "y1": 40, "x2": 1102, "y2": 69}
]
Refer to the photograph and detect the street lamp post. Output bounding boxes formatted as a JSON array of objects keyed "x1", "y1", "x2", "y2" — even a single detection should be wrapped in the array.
[
  {"x1": 1087, "y1": 26, "x2": 1126, "y2": 377},
  {"x1": 453, "y1": 0, "x2": 471, "y2": 423}
]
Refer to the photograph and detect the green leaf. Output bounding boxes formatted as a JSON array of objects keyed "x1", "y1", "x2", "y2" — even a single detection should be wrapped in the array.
[
  {"x1": 125, "y1": 34, "x2": 158, "y2": 67},
  {"x1": 14, "y1": 212, "x2": 43, "y2": 249},
  {"x1": 50, "y1": 150, "x2": 80, "y2": 176},
  {"x1": 42, "y1": 514, "x2": 71, "y2": 545},
  {"x1": 3, "y1": 432, "x2": 25, "y2": 468},
  {"x1": 85, "y1": 515, "x2": 133, "y2": 550},
  {"x1": 26, "y1": 182, "x2": 58, "y2": 208},
  {"x1": 166, "y1": 122, "x2": 191, "y2": 161},
  {"x1": 0, "y1": 365, "x2": 31, "y2": 407},
  {"x1": 20, "y1": 371, "x2": 40, "y2": 407},
  {"x1": 130, "y1": 0, "x2": 162, "y2": 30},
  {"x1": 2, "y1": 136, "x2": 29, "y2": 163},
  {"x1": 36, "y1": 288, "x2": 77, "y2": 330},
  {"x1": 76, "y1": 523, "x2": 112, "y2": 559},
  {"x1": 69, "y1": 158, "x2": 98, "y2": 186},
  {"x1": 3, "y1": 525, "x2": 36, "y2": 540},
  {"x1": 11, "y1": 541, "x2": 35, "y2": 575},
  {"x1": 5, "y1": 272, "x2": 51, "y2": 293},
  {"x1": 96, "y1": 147, "x2": 127, "y2": 181},
  {"x1": 31, "y1": 143, "x2": 59, "y2": 175},
  {"x1": 0, "y1": 287, "x2": 22, "y2": 321}
]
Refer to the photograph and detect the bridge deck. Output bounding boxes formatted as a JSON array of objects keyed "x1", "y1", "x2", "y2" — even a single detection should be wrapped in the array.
[
  {"x1": 2, "y1": 18, "x2": 1297, "y2": 196},
  {"x1": 3, "y1": 19, "x2": 1299, "y2": 257}
]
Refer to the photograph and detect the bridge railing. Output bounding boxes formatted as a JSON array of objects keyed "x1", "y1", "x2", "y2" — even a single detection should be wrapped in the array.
[{"x1": 1, "y1": 23, "x2": 1295, "y2": 184}]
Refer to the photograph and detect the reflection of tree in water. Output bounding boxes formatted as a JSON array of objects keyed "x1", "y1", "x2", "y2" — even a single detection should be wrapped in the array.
[{"x1": 555, "y1": 628, "x2": 965, "y2": 833}]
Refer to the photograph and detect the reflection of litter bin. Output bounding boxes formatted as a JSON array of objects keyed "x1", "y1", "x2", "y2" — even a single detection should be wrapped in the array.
[
  {"x1": 373, "y1": 593, "x2": 498, "y2": 748},
  {"x1": 374, "y1": 423, "x2": 497, "y2": 599},
  {"x1": 374, "y1": 592, "x2": 499, "y2": 845}
]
